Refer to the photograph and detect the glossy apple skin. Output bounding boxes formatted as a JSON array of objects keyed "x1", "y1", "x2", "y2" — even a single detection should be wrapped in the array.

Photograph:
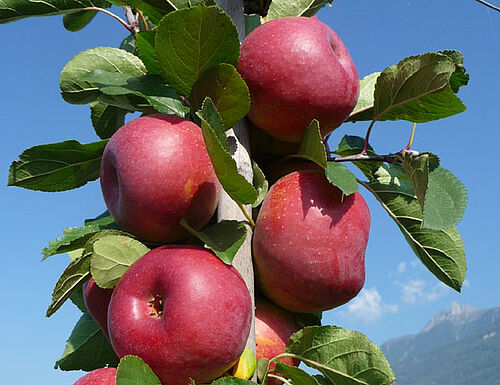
[
  {"x1": 73, "y1": 367, "x2": 116, "y2": 385},
  {"x1": 100, "y1": 114, "x2": 221, "y2": 243},
  {"x1": 253, "y1": 170, "x2": 370, "y2": 313},
  {"x1": 255, "y1": 297, "x2": 299, "y2": 368},
  {"x1": 238, "y1": 17, "x2": 359, "y2": 143},
  {"x1": 82, "y1": 278, "x2": 113, "y2": 337},
  {"x1": 107, "y1": 245, "x2": 252, "y2": 385}
]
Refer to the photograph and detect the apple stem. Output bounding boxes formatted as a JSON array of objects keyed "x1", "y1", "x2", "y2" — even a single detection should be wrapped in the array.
[
  {"x1": 237, "y1": 202, "x2": 256, "y2": 228},
  {"x1": 81, "y1": 7, "x2": 136, "y2": 34}
]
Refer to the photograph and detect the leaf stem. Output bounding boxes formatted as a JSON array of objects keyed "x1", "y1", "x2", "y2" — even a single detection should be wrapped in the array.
[
  {"x1": 81, "y1": 7, "x2": 135, "y2": 33},
  {"x1": 404, "y1": 122, "x2": 417, "y2": 151},
  {"x1": 267, "y1": 375, "x2": 292, "y2": 385},
  {"x1": 362, "y1": 119, "x2": 377, "y2": 154},
  {"x1": 473, "y1": 0, "x2": 500, "y2": 12},
  {"x1": 237, "y1": 202, "x2": 256, "y2": 228}
]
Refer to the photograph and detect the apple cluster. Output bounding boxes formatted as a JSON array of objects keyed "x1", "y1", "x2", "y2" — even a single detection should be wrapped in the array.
[{"x1": 76, "y1": 16, "x2": 370, "y2": 385}]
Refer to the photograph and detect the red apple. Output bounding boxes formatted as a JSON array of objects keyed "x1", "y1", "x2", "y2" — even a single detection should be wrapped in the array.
[
  {"x1": 82, "y1": 277, "x2": 113, "y2": 337},
  {"x1": 73, "y1": 367, "x2": 116, "y2": 385},
  {"x1": 107, "y1": 245, "x2": 252, "y2": 385},
  {"x1": 238, "y1": 17, "x2": 359, "y2": 143},
  {"x1": 253, "y1": 170, "x2": 370, "y2": 313},
  {"x1": 255, "y1": 297, "x2": 299, "y2": 369},
  {"x1": 100, "y1": 114, "x2": 221, "y2": 243}
]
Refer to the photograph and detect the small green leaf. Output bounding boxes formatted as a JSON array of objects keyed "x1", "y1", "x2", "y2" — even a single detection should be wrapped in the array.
[
  {"x1": 0, "y1": 0, "x2": 103, "y2": 24},
  {"x1": 286, "y1": 326, "x2": 395, "y2": 385},
  {"x1": 42, "y1": 212, "x2": 119, "y2": 260},
  {"x1": 325, "y1": 162, "x2": 359, "y2": 196},
  {"x1": 295, "y1": 120, "x2": 327, "y2": 169},
  {"x1": 423, "y1": 166, "x2": 468, "y2": 230},
  {"x1": 116, "y1": 355, "x2": 162, "y2": 385},
  {"x1": 46, "y1": 254, "x2": 91, "y2": 317},
  {"x1": 257, "y1": 358, "x2": 270, "y2": 384},
  {"x1": 120, "y1": 34, "x2": 137, "y2": 54},
  {"x1": 362, "y1": 164, "x2": 466, "y2": 291},
  {"x1": 62, "y1": 0, "x2": 111, "y2": 32},
  {"x1": 189, "y1": 63, "x2": 250, "y2": 130},
  {"x1": 273, "y1": 363, "x2": 321, "y2": 385},
  {"x1": 348, "y1": 72, "x2": 380, "y2": 122},
  {"x1": 197, "y1": 98, "x2": 258, "y2": 205},
  {"x1": 181, "y1": 219, "x2": 247, "y2": 265},
  {"x1": 136, "y1": 30, "x2": 159, "y2": 74},
  {"x1": 8, "y1": 139, "x2": 108, "y2": 192},
  {"x1": 252, "y1": 160, "x2": 268, "y2": 208},
  {"x1": 292, "y1": 311, "x2": 322, "y2": 329},
  {"x1": 90, "y1": 234, "x2": 150, "y2": 289},
  {"x1": 439, "y1": 50, "x2": 469, "y2": 93},
  {"x1": 267, "y1": 0, "x2": 331, "y2": 20},
  {"x1": 90, "y1": 102, "x2": 127, "y2": 139},
  {"x1": 60, "y1": 47, "x2": 146, "y2": 105},
  {"x1": 402, "y1": 152, "x2": 430, "y2": 214},
  {"x1": 155, "y1": 5, "x2": 240, "y2": 96},
  {"x1": 55, "y1": 312, "x2": 119, "y2": 371},
  {"x1": 81, "y1": 70, "x2": 189, "y2": 117}
]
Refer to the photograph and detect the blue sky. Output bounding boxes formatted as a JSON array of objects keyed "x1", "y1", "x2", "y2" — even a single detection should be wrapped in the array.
[{"x1": 0, "y1": 1, "x2": 499, "y2": 384}]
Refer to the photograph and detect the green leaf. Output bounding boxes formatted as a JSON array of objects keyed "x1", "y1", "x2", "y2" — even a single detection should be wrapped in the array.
[
  {"x1": 70, "y1": 289, "x2": 87, "y2": 313},
  {"x1": 181, "y1": 219, "x2": 247, "y2": 265},
  {"x1": 245, "y1": 13, "x2": 261, "y2": 35},
  {"x1": 439, "y1": 50, "x2": 469, "y2": 93},
  {"x1": 90, "y1": 102, "x2": 127, "y2": 139},
  {"x1": 42, "y1": 212, "x2": 119, "y2": 260},
  {"x1": 348, "y1": 72, "x2": 380, "y2": 122},
  {"x1": 62, "y1": 0, "x2": 110, "y2": 32},
  {"x1": 8, "y1": 139, "x2": 108, "y2": 192},
  {"x1": 136, "y1": 30, "x2": 159, "y2": 74},
  {"x1": 55, "y1": 312, "x2": 119, "y2": 371},
  {"x1": 155, "y1": 5, "x2": 240, "y2": 96},
  {"x1": 120, "y1": 34, "x2": 137, "y2": 54},
  {"x1": 116, "y1": 355, "x2": 162, "y2": 385},
  {"x1": 423, "y1": 166, "x2": 468, "y2": 230},
  {"x1": 81, "y1": 70, "x2": 189, "y2": 116},
  {"x1": 286, "y1": 326, "x2": 395, "y2": 385},
  {"x1": 60, "y1": 47, "x2": 146, "y2": 105},
  {"x1": 325, "y1": 162, "x2": 358, "y2": 196},
  {"x1": 267, "y1": 0, "x2": 332, "y2": 20},
  {"x1": 348, "y1": 52, "x2": 467, "y2": 123},
  {"x1": 292, "y1": 312, "x2": 323, "y2": 329},
  {"x1": 257, "y1": 358, "x2": 270, "y2": 384},
  {"x1": 252, "y1": 160, "x2": 268, "y2": 208},
  {"x1": 273, "y1": 363, "x2": 321, "y2": 385},
  {"x1": 46, "y1": 254, "x2": 91, "y2": 317},
  {"x1": 295, "y1": 120, "x2": 327, "y2": 169},
  {"x1": 197, "y1": 98, "x2": 258, "y2": 205},
  {"x1": 210, "y1": 377, "x2": 256, "y2": 385},
  {"x1": 0, "y1": 0, "x2": 103, "y2": 24},
  {"x1": 362, "y1": 164, "x2": 466, "y2": 291},
  {"x1": 402, "y1": 152, "x2": 430, "y2": 214},
  {"x1": 189, "y1": 63, "x2": 250, "y2": 130},
  {"x1": 90, "y1": 234, "x2": 150, "y2": 289}
]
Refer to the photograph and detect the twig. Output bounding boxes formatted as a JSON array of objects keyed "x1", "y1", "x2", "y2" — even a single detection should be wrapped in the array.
[
  {"x1": 237, "y1": 201, "x2": 256, "y2": 229},
  {"x1": 327, "y1": 149, "x2": 420, "y2": 164},
  {"x1": 473, "y1": 0, "x2": 500, "y2": 12},
  {"x1": 362, "y1": 119, "x2": 377, "y2": 154},
  {"x1": 123, "y1": 6, "x2": 140, "y2": 34},
  {"x1": 81, "y1": 7, "x2": 135, "y2": 33}
]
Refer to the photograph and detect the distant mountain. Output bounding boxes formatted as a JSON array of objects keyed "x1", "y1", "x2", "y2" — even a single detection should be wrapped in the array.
[{"x1": 381, "y1": 303, "x2": 500, "y2": 385}]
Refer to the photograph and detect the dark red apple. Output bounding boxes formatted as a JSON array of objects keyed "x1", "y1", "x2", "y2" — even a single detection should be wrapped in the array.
[
  {"x1": 238, "y1": 17, "x2": 359, "y2": 143},
  {"x1": 107, "y1": 245, "x2": 252, "y2": 385},
  {"x1": 82, "y1": 277, "x2": 113, "y2": 337},
  {"x1": 73, "y1": 367, "x2": 116, "y2": 385},
  {"x1": 255, "y1": 297, "x2": 299, "y2": 369},
  {"x1": 253, "y1": 170, "x2": 370, "y2": 313},
  {"x1": 100, "y1": 114, "x2": 221, "y2": 243}
]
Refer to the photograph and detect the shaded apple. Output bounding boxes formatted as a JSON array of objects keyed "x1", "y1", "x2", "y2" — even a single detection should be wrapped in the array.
[
  {"x1": 255, "y1": 297, "x2": 300, "y2": 370},
  {"x1": 253, "y1": 170, "x2": 370, "y2": 313},
  {"x1": 100, "y1": 114, "x2": 221, "y2": 243},
  {"x1": 238, "y1": 17, "x2": 359, "y2": 143},
  {"x1": 82, "y1": 277, "x2": 113, "y2": 337},
  {"x1": 107, "y1": 245, "x2": 252, "y2": 385},
  {"x1": 73, "y1": 367, "x2": 116, "y2": 385}
]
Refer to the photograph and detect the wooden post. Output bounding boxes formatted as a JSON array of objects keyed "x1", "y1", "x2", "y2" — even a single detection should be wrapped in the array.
[{"x1": 217, "y1": 0, "x2": 256, "y2": 356}]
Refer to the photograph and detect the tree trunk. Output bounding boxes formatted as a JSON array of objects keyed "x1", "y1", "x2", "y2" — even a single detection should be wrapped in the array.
[{"x1": 216, "y1": 0, "x2": 256, "y2": 357}]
